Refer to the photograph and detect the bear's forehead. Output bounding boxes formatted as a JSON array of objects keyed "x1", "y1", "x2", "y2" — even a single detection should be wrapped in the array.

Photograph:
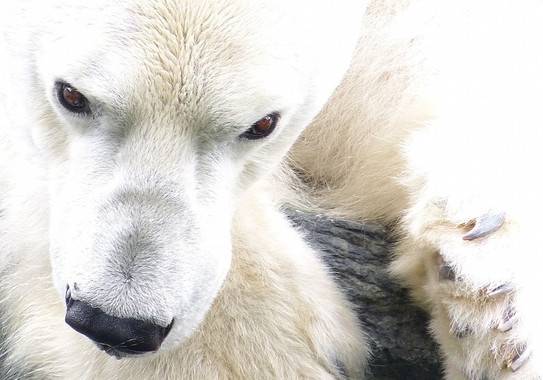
[
  {"x1": 125, "y1": 0, "x2": 258, "y2": 111},
  {"x1": 37, "y1": 0, "x2": 337, "y2": 130},
  {"x1": 79, "y1": 0, "x2": 303, "y2": 125}
]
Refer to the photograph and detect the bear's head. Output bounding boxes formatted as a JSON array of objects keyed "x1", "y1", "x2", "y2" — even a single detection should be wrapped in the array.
[{"x1": 5, "y1": 0, "x2": 365, "y2": 356}]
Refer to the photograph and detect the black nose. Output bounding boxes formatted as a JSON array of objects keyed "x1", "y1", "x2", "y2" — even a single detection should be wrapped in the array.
[{"x1": 65, "y1": 297, "x2": 173, "y2": 356}]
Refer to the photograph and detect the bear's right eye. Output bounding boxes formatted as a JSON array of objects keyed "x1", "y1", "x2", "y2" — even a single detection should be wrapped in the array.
[{"x1": 56, "y1": 81, "x2": 90, "y2": 114}]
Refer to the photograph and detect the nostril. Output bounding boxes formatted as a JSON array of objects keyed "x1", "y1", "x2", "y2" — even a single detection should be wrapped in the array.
[
  {"x1": 164, "y1": 319, "x2": 174, "y2": 337},
  {"x1": 65, "y1": 299, "x2": 172, "y2": 355},
  {"x1": 65, "y1": 285, "x2": 73, "y2": 307}
]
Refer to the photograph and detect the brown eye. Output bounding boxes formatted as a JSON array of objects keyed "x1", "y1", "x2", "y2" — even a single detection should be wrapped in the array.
[
  {"x1": 56, "y1": 81, "x2": 90, "y2": 114},
  {"x1": 241, "y1": 112, "x2": 280, "y2": 140}
]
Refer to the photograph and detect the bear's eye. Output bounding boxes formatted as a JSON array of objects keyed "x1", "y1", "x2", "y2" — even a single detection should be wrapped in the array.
[
  {"x1": 56, "y1": 82, "x2": 90, "y2": 114},
  {"x1": 241, "y1": 112, "x2": 280, "y2": 140}
]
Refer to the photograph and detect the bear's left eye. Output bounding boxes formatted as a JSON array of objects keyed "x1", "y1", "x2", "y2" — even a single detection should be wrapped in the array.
[
  {"x1": 56, "y1": 81, "x2": 90, "y2": 114},
  {"x1": 240, "y1": 112, "x2": 280, "y2": 140}
]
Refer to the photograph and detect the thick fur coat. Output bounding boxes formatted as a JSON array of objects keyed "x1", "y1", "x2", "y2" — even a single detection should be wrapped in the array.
[{"x1": 1, "y1": 0, "x2": 543, "y2": 379}]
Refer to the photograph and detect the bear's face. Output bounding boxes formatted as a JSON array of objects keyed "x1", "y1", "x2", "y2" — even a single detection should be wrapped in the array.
[{"x1": 16, "y1": 0, "x2": 364, "y2": 355}]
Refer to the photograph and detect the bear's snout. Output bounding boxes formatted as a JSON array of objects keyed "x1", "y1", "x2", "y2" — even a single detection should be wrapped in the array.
[{"x1": 65, "y1": 293, "x2": 173, "y2": 358}]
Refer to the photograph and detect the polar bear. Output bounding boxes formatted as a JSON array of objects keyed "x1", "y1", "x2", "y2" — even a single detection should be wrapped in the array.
[{"x1": 1, "y1": 0, "x2": 543, "y2": 379}]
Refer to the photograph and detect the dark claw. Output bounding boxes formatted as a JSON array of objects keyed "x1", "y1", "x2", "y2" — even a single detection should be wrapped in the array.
[
  {"x1": 462, "y1": 212, "x2": 506, "y2": 241},
  {"x1": 452, "y1": 325, "x2": 472, "y2": 339},
  {"x1": 509, "y1": 345, "x2": 531, "y2": 372},
  {"x1": 439, "y1": 261, "x2": 457, "y2": 281}
]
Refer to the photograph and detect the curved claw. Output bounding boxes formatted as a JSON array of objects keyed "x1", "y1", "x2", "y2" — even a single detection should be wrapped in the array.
[
  {"x1": 498, "y1": 315, "x2": 515, "y2": 333},
  {"x1": 509, "y1": 345, "x2": 531, "y2": 372},
  {"x1": 496, "y1": 304, "x2": 516, "y2": 332},
  {"x1": 487, "y1": 283, "x2": 514, "y2": 297},
  {"x1": 462, "y1": 212, "x2": 506, "y2": 241}
]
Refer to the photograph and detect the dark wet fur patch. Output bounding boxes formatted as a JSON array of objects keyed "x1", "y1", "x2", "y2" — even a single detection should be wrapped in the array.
[{"x1": 286, "y1": 208, "x2": 443, "y2": 380}]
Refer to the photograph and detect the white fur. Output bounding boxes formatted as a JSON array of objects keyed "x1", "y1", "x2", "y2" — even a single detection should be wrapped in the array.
[
  {"x1": 294, "y1": 1, "x2": 543, "y2": 378},
  {"x1": 0, "y1": 0, "x2": 367, "y2": 378},
  {"x1": 2, "y1": 0, "x2": 543, "y2": 379}
]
